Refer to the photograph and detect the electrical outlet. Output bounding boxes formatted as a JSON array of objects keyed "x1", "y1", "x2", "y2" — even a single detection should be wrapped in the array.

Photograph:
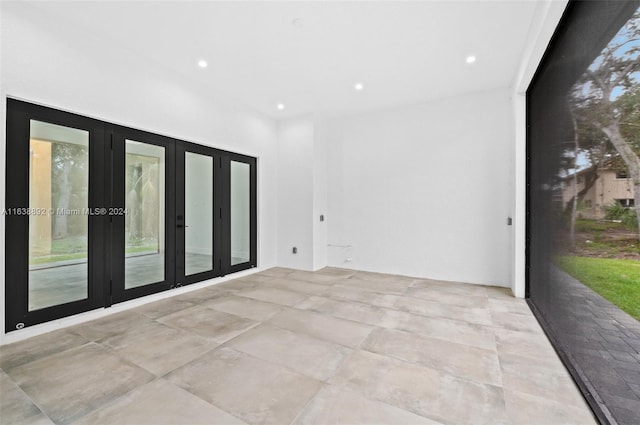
[{"x1": 292, "y1": 247, "x2": 297, "y2": 254}]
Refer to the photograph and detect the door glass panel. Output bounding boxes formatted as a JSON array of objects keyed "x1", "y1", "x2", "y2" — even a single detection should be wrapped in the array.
[
  {"x1": 231, "y1": 161, "x2": 250, "y2": 265},
  {"x1": 28, "y1": 120, "x2": 89, "y2": 311},
  {"x1": 185, "y1": 152, "x2": 213, "y2": 275},
  {"x1": 125, "y1": 140, "x2": 165, "y2": 288}
]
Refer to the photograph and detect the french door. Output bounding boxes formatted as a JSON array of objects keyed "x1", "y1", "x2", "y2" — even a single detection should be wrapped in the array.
[
  {"x1": 5, "y1": 99, "x2": 257, "y2": 331},
  {"x1": 176, "y1": 141, "x2": 222, "y2": 286},
  {"x1": 110, "y1": 126, "x2": 176, "y2": 304}
]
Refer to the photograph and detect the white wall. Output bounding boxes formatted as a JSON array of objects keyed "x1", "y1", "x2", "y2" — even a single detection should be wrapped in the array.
[
  {"x1": 327, "y1": 88, "x2": 514, "y2": 287},
  {"x1": 276, "y1": 116, "x2": 315, "y2": 270},
  {"x1": 0, "y1": 2, "x2": 279, "y2": 342}
]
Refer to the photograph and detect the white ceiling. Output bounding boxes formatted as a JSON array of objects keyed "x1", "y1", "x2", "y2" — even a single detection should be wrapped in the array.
[{"x1": 21, "y1": 0, "x2": 542, "y2": 119}]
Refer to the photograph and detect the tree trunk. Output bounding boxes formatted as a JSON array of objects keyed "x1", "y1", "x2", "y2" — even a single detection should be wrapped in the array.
[
  {"x1": 569, "y1": 111, "x2": 580, "y2": 251},
  {"x1": 599, "y1": 122, "x2": 640, "y2": 242},
  {"x1": 53, "y1": 164, "x2": 70, "y2": 239},
  {"x1": 570, "y1": 174, "x2": 578, "y2": 251},
  {"x1": 635, "y1": 183, "x2": 640, "y2": 235}
]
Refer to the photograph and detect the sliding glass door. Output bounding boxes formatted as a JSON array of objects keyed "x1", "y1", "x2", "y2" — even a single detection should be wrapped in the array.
[{"x1": 5, "y1": 99, "x2": 257, "y2": 332}]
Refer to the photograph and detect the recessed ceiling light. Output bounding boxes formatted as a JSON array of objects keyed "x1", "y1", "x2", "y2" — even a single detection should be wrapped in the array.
[
  {"x1": 466, "y1": 55, "x2": 476, "y2": 64},
  {"x1": 292, "y1": 18, "x2": 304, "y2": 28},
  {"x1": 277, "y1": 103, "x2": 285, "y2": 110},
  {"x1": 354, "y1": 82, "x2": 364, "y2": 91},
  {"x1": 198, "y1": 59, "x2": 208, "y2": 68}
]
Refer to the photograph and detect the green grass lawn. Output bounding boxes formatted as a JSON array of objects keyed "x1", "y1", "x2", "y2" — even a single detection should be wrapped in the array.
[{"x1": 556, "y1": 256, "x2": 640, "y2": 320}]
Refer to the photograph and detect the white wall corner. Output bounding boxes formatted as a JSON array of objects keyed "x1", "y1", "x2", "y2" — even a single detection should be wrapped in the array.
[
  {"x1": 312, "y1": 114, "x2": 329, "y2": 271},
  {"x1": 276, "y1": 115, "x2": 315, "y2": 270}
]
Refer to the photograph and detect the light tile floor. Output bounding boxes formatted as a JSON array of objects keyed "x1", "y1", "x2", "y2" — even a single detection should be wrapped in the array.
[{"x1": 1, "y1": 267, "x2": 597, "y2": 425}]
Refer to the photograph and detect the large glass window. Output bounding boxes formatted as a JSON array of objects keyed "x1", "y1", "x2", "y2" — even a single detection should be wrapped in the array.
[
  {"x1": 124, "y1": 140, "x2": 166, "y2": 289},
  {"x1": 185, "y1": 152, "x2": 214, "y2": 275},
  {"x1": 231, "y1": 161, "x2": 251, "y2": 266},
  {"x1": 528, "y1": 2, "x2": 640, "y2": 424},
  {"x1": 28, "y1": 120, "x2": 89, "y2": 311}
]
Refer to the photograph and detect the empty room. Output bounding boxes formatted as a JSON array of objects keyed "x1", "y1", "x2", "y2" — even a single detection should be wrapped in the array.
[{"x1": 1, "y1": 1, "x2": 639, "y2": 424}]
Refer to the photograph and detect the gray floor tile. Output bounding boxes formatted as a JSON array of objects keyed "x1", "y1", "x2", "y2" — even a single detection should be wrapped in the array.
[
  {"x1": 493, "y1": 327, "x2": 558, "y2": 359},
  {"x1": 410, "y1": 278, "x2": 488, "y2": 297},
  {"x1": 491, "y1": 311, "x2": 546, "y2": 334},
  {"x1": 363, "y1": 328, "x2": 502, "y2": 386},
  {"x1": 202, "y1": 295, "x2": 283, "y2": 321},
  {"x1": 157, "y1": 305, "x2": 258, "y2": 343},
  {"x1": 292, "y1": 384, "x2": 442, "y2": 425},
  {"x1": 0, "y1": 370, "x2": 53, "y2": 425},
  {"x1": 335, "y1": 276, "x2": 410, "y2": 295},
  {"x1": 262, "y1": 278, "x2": 329, "y2": 295},
  {"x1": 2, "y1": 268, "x2": 594, "y2": 425},
  {"x1": 324, "y1": 284, "x2": 400, "y2": 308},
  {"x1": 485, "y1": 286, "x2": 516, "y2": 300},
  {"x1": 499, "y1": 351, "x2": 587, "y2": 407},
  {"x1": 487, "y1": 297, "x2": 532, "y2": 315},
  {"x1": 394, "y1": 296, "x2": 493, "y2": 325},
  {"x1": 503, "y1": 389, "x2": 597, "y2": 425},
  {"x1": 405, "y1": 287, "x2": 489, "y2": 308},
  {"x1": 332, "y1": 350, "x2": 509, "y2": 425},
  {"x1": 258, "y1": 267, "x2": 296, "y2": 278},
  {"x1": 300, "y1": 297, "x2": 387, "y2": 326},
  {"x1": 71, "y1": 310, "x2": 153, "y2": 342},
  {"x1": 0, "y1": 330, "x2": 88, "y2": 371},
  {"x1": 236, "y1": 287, "x2": 308, "y2": 306},
  {"x1": 171, "y1": 286, "x2": 234, "y2": 304},
  {"x1": 235, "y1": 274, "x2": 275, "y2": 284},
  {"x1": 267, "y1": 307, "x2": 373, "y2": 348},
  {"x1": 285, "y1": 270, "x2": 342, "y2": 284},
  {"x1": 294, "y1": 295, "x2": 332, "y2": 310},
  {"x1": 313, "y1": 267, "x2": 358, "y2": 278},
  {"x1": 100, "y1": 321, "x2": 218, "y2": 376},
  {"x1": 167, "y1": 347, "x2": 322, "y2": 425},
  {"x1": 73, "y1": 379, "x2": 247, "y2": 425},
  {"x1": 136, "y1": 298, "x2": 196, "y2": 320},
  {"x1": 382, "y1": 309, "x2": 497, "y2": 350},
  {"x1": 7, "y1": 342, "x2": 154, "y2": 425},
  {"x1": 226, "y1": 324, "x2": 351, "y2": 381},
  {"x1": 349, "y1": 271, "x2": 414, "y2": 285}
]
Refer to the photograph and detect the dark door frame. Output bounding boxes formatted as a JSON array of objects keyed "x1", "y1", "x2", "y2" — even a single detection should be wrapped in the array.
[
  {"x1": 5, "y1": 99, "x2": 109, "y2": 331},
  {"x1": 175, "y1": 140, "x2": 223, "y2": 285},
  {"x1": 5, "y1": 98, "x2": 258, "y2": 332},
  {"x1": 110, "y1": 125, "x2": 176, "y2": 304}
]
